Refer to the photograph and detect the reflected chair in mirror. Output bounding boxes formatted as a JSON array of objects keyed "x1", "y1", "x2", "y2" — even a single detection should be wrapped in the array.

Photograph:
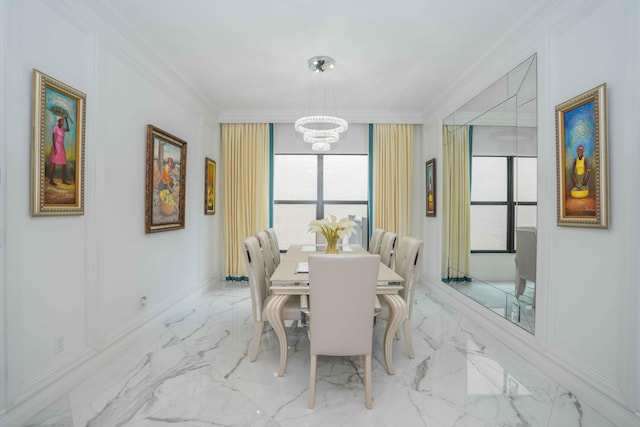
[
  {"x1": 307, "y1": 254, "x2": 380, "y2": 409},
  {"x1": 242, "y1": 236, "x2": 301, "y2": 363},
  {"x1": 265, "y1": 228, "x2": 281, "y2": 266},
  {"x1": 515, "y1": 227, "x2": 536, "y2": 307},
  {"x1": 379, "y1": 232, "x2": 398, "y2": 268},
  {"x1": 256, "y1": 231, "x2": 276, "y2": 288},
  {"x1": 368, "y1": 228, "x2": 385, "y2": 254},
  {"x1": 376, "y1": 236, "x2": 423, "y2": 358}
]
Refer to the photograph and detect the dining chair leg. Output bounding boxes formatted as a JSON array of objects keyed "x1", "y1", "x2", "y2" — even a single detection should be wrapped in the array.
[
  {"x1": 308, "y1": 354, "x2": 317, "y2": 409},
  {"x1": 403, "y1": 319, "x2": 415, "y2": 358},
  {"x1": 250, "y1": 321, "x2": 264, "y2": 362},
  {"x1": 364, "y1": 353, "x2": 372, "y2": 409}
]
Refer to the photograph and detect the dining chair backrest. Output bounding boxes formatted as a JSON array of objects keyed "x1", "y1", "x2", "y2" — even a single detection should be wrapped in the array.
[
  {"x1": 242, "y1": 236, "x2": 268, "y2": 322},
  {"x1": 369, "y1": 229, "x2": 385, "y2": 254},
  {"x1": 307, "y1": 253, "x2": 380, "y2": 408},
  {"x1": 379, "y1": 232, "x2": 398, "y2": 268},
  {"x1": 265, "y1": 228, "x2": 281, "y2": 266},
  {"x1": 308, "y1": 254, "x2": 380, "y2": 356},
  {"x1": 256, "y1": 231, "x2": 275, "y2": 285},
  {"x1": 393, "y1": 236, "x2": 424, "y2": 319}
]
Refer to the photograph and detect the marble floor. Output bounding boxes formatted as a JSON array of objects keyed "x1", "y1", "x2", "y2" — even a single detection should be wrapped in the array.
[
  {"x1": 449, "y1": 281, "x2": 536, "y2": 334},
  {"x1": 24, "y1": 281, "x2": 614, "y2": 427}
]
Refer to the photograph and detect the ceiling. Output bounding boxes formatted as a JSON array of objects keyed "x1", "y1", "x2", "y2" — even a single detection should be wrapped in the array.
[{"x1": 98, "y1": 0, "x2": 539, "y2": 123}]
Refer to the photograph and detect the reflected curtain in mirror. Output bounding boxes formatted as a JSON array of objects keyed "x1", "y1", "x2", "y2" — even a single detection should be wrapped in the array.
[
  {"x1": 442, "y1": 125, "x2": 471, "y2": 281},
  {"x1": 372, "y1": 124, "x2": 413, "y2": 237},
  {"x1": 222, "y1": 123, "x2": 269, "y2": 279}
]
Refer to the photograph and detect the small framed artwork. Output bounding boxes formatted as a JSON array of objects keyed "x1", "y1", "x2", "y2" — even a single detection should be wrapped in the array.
[
  {"x1": 31, "y1": 69, "x2": 86, "y2": 216},
  {"x1": 145, "y1": 125, "x2": 187, "y2": 233},
  {"x1": 555, "y1": 83, "x2": 608, "y2": 228},
  {"x1": 426, "y1": 158, "x2": 436, "y2": 217},
  {"x1": 205, "y1": 157, "x2": 216, "y2": 215}
]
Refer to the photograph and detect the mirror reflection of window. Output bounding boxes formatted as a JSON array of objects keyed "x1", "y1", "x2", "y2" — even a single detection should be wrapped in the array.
[{"x1": 441, "y1": 54, "x2": 537, "y2": 334}]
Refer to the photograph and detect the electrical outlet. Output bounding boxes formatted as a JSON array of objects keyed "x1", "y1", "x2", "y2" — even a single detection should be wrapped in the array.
[
  {"x1": 139, "y1": 296, "x2": 147, "y2": 309},
  {"x1": 54, "y1": 337, "x2": 64, "y2": 354}
]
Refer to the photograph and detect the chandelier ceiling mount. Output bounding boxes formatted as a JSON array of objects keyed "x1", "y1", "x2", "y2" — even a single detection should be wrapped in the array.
[{"x1": 295, "y1": 56, "x2": 348, "y2": 152}]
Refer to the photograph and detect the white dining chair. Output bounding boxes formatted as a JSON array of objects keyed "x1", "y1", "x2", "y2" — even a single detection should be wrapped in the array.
[
  {"x1": 265, "y1": 228, "x2": 281, "y2": 266},
  {"x1": 376, "y1": 236, "x2": 423, "y2": 358},
  {"x1": 307, "y1": 254, "x2": 380, "y2": 409},
  {"x1": 242, "y1": 236, "x2": 301, "y2": 362},
  {"x1": 256, "y1": 231, "x2": 276, "y2": 286},
  {"x1": 378, "y1": 232, "x2": 398, "y2": 268},
  {"x1": 515, "y1": 227, "x2": 536, "y2": 307},
  {"x1": 369, "y1": 228, "x2": 385, "y2": 254}
]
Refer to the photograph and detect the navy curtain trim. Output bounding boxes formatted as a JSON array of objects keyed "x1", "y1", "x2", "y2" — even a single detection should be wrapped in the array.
[
  {"x1": 225, "y1": 276, "x2": 249, "y2": 282},
  {"x1": 441, "y1": 276, "x2": 472, "y2": 283},
  {"x1": 368, "y1": 123, "x2": 374, "y2": 237},
  {"x1": 268, "y1": 123, "x2": 274, "y2": 227}
]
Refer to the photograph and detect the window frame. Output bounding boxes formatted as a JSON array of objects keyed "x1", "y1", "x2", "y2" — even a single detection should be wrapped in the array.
[
  {"x1": 272, "y1": 153, "x2": 369, "y2": 247},
  {"x1": 470, "y1": 155, "x2": 537, "y2": 253}
]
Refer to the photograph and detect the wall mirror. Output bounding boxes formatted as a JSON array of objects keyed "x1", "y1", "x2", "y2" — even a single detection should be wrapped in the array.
[{"x1": 442, "y1": 54, "x2": 537, "y2": 333}]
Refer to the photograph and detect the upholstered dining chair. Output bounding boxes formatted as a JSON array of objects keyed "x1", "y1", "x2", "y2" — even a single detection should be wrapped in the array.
[
  {"x1": 368, "y1": 228, "x2": 385, "y2": 254},
  {"x1": 515, "y1": 227, "x2": 536, "y2": 307},
  {"x1": 307, "y1": 254, "x2": 380, "y2": 409},
  {"x1": 265, "y1": 228, "x2": 281, "y2": 266},
  {"x1": 256, "y1": 231, "x2": 276, "y2": 286},
  {"x1": 378, "y1": 232, "x2": 398, "y2": 268},
  {"x1": 376, "y1": 236, "x2": 423, "y2": 358},
  {"x1": 242, "y1": 236, "x2": 301, "y2": 363}
]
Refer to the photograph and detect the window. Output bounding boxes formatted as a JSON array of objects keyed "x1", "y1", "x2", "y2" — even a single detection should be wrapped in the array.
[
  {"x1": 273, "y1": 154, "x2": 368, "y2": 250},
  {"x1": 470, "y1": 156, "x2": 537, "y2": 252}
]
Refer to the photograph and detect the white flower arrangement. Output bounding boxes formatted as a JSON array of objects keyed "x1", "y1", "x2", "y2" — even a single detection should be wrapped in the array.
[{"x1": 307, "y1": 215, "x2": 356, "y2": 241}]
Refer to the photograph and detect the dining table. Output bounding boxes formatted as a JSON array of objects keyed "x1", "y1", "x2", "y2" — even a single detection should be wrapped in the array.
[{"x1": 267, "y1": 244, "x2": 407, "y2": 377}]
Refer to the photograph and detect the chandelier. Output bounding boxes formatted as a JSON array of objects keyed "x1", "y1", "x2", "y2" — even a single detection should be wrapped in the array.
[{"x1": 295, "y1": 56, "x2": 348, "y2": 151}]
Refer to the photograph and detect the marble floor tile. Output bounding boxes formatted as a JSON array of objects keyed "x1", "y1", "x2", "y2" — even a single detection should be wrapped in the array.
[{"x1": 23, "y1": 281, "x2": 613, "y2": 427}]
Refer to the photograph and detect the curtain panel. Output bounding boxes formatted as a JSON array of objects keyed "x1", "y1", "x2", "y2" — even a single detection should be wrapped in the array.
[
  {"x1": 222, "y1": 123, "x2": 269, "y2": 279},
  {"x1": 441, "y1": 125, "x2": 471, "y2": 281},
  {"x1": 372, "y1": 124, "x2": 413, "y2": 238}
]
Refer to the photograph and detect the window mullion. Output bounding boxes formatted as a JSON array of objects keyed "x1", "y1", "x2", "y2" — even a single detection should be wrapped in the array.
[{"x1": 507, "y1": 157, "x2": 515, "y2": 252}]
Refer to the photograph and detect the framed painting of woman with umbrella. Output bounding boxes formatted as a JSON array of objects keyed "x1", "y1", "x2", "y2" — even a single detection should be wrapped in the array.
[{"x1": 31, "y1": 69, "x2": 86, "y2": 216}]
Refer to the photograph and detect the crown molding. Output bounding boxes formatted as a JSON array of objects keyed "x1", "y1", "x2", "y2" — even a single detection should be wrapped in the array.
[{"x1": 218, "y1": 109, "x2": 424, "y2": 124}]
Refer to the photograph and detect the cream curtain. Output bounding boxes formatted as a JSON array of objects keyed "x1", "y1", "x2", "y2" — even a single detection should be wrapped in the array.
[
  {"x1": 372, "y1": 124, "x2": 413, "y2": 238},
  {"x1": 222, "y1": 123, "x2": 269, "y2": 279},
  {"x1": 441, "y1": 125, "x2": 471, "y2": 281}
]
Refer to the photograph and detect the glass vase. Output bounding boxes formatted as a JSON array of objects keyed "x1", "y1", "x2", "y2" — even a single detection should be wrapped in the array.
[{"x1": 325, "y1": 237, "x2": 339, "y2": 254}]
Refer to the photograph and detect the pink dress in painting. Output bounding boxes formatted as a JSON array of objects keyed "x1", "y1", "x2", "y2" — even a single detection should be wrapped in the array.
[{"x1": 50, "y1": 124, "x2": 67, "y2": 165}]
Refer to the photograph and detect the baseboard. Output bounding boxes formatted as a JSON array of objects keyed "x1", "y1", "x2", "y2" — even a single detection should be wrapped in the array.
[
  {"x1": 0, "y1": 279, "x2": 217, "y2": 427},
  {"x1": 423, "y1": 275, "x2": 640, "y2": 426}
]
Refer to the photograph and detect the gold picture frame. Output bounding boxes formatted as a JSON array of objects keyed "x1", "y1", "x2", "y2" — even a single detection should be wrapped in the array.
[
  {"x1": 31, "y1": 69, "x2": 86, "y2": 216},
  {"x1": 145, "y1": 125, "x2": 188, "y2": 233},
  {"x1": 205, "y1": 157, "x2": 216, "y2": 215},
  {"x1": 555, "y1": 83, "x2": 608, "y2": 228},
  {"x1": 426, "y1": 158, "x2": 436, "y2": 217}
]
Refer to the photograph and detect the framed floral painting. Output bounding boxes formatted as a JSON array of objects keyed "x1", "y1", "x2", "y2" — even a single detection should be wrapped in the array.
[
  {"x1": 31, "y1": 69, "x2": 86, "y2": 216},
  {"x1": 145, "y1": 125, "x2": 187, "y2": 233}
]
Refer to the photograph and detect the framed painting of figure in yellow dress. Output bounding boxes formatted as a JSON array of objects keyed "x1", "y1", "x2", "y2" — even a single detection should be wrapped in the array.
[
  {"x1": 205, "y1": 157, "x2": 216, "y2": 215},
  {"x1": 555, "y1": 83, "x2": 608, "y2": 228},
  {"x1": 426, "y1": 158, "x2": 436, "y2": 217}
]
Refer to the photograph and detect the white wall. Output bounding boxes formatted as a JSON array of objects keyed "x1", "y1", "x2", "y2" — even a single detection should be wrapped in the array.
[
  {"x1": 421, "y1": 0, "x2": 640, "y2": 424},
  {"x1": 0, "y1": 0, "x2": 221, "y2": 424}
]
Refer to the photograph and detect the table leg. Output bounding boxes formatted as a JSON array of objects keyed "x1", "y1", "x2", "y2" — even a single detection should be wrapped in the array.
[
  {"x1": 381, "y1": 294, "x2": 407, "y2": 375},
  {"x1": 264, "y1": 294, "x2": 289, "y2": 377}
]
